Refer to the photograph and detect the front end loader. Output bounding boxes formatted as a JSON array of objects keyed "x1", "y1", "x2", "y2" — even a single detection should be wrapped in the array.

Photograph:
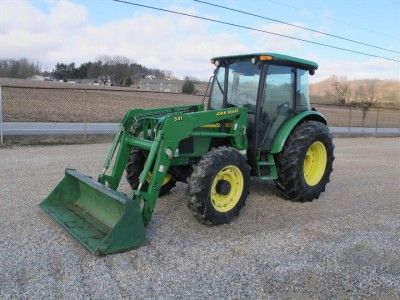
[{"x1": 40, "y1": 53, "x2": 334, "y2": 255}]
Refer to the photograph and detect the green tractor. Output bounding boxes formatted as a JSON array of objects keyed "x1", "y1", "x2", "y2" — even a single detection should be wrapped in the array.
[{"x1": 40, "y1": 53, "x2": 334, "y2": 255}]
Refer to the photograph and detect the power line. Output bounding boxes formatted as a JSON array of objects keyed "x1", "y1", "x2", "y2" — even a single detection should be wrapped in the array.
[
  {"x1": 113, "y1": 0, "x2": 400, "y2": 63},
  {"x1": 194, "y1": 0, "x2": 400, "y2": 54},
  {"x1": 266, "y1": 0, "x2": 400, "y2": 41}
]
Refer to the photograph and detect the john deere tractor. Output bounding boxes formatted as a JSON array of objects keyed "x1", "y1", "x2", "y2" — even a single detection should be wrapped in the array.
[{"x1": 41, "y1": 53, "x2": 334, "y2": 255}]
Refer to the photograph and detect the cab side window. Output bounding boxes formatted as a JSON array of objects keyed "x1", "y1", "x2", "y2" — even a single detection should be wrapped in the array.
[
  {"x1": 209, "y1": 66, "x2": 226, "y2": 110},
  {"x1": 258, "y1": 65, "x2": 295, "y2": 149},
  {"x1": 296, "y1": 69, "x2": 310, "y2": 111},
  {"x1": 263, "y1": 65, "x2": 295, "y2": 114}
]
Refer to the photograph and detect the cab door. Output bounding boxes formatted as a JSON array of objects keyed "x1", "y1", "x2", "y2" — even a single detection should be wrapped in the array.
[{"x1": 256, "y1": 65, "x2": 296, "y2": 152}]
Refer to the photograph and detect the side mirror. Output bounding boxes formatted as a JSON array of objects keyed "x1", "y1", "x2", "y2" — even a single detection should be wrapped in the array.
[{"x1": 309, "y1": 69, "x2": 315, "y2": 76}]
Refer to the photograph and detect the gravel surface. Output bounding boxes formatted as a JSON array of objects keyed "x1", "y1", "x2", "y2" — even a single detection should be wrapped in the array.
[{"x1": 1, "y1": 137, "x2": 399, "y2": 298}]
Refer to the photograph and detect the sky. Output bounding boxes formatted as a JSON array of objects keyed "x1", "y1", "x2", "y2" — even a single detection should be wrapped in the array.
[{"x1": 1, "y1": 0, "x2": 399, "y2": 81}]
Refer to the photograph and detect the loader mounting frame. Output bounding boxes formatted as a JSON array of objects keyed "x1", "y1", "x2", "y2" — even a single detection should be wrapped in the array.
[{"x1": 98, "y1": 104, "x2": 248, "y2": 224}]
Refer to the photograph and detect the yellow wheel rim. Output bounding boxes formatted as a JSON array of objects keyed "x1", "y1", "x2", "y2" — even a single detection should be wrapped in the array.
[
  {"x1": 211, "y1": 165, "x2": 244, "y2": 213},
  {"x1": 303, "y1": 141, "x2": 327, "y2": 186},
  {"x1": 146, "y1": 171, "x2": 172, "y2": 185}
]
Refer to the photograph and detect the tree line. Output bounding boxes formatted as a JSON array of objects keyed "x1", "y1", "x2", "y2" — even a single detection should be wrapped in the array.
[
  {"x1": 0, "y1": 58, "x2": 41, "y2": 79},
  {"x1": 53, "y1": 55, "x2": 171, "y2": 86},
  {"x1": 327, "y1": 75, "x2": 376, "y2": 106},
  {"x1": 326, "y1": 75, "x2": 399, "y2": 108},
  {"x1": 0, "y1": 56, "x2": 172, "y2": 86}
]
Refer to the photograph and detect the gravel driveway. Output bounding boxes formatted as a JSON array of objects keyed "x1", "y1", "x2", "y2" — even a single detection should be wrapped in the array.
[{"x1": 1, "y1": 137, "x2": 399, "y2": 298}]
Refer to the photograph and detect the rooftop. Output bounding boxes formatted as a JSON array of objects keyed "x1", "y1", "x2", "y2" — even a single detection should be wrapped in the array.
[{"x1": 212, "y1": 53, "x2": 318, "y2": 70}]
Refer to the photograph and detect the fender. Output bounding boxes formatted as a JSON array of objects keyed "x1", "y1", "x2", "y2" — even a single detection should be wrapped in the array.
[{"x1": 270, "y1": 110, "x2": 327, "y2": 154}]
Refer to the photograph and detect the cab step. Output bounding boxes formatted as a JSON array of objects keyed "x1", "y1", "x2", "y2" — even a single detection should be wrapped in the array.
[{"x1": 256, "y1": 154, "x2": 278, "y2": 180}]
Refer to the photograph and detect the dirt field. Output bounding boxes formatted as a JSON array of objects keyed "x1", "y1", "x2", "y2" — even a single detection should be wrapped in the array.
[
  {"x1": 316, "y1": 105, "x2": 400, "y2": 128},
  {"x1": 2, "y1": 85, "x2": 400, "y2": 127},
  {"x1": 1, "y1": 137, "x2": 399, "y2": 298},
  {"x1": 2, "y1": 87, "x2": 201, "y2": 122}
]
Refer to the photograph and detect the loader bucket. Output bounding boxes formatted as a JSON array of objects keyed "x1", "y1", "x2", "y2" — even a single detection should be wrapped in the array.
[{"x1": 40, "y1": 169, "x2": 146, "y2": 255}]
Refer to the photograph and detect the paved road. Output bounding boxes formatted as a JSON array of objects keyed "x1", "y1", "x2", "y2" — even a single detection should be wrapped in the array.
[
  {"x1": 2, "y1": 122, "x2": 400, "y2": 136},
  {"x1": 1, "y1": 138, "x2": 399, "y2": 298},
  {"x1": 1, "y1": 122, "x2": 118, "y2": 135}
]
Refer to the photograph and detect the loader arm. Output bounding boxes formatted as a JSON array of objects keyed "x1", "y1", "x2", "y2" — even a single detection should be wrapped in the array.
[
  {"x1": 98, "y1": 104, "x2": 204, "y2": 189},
  {"x1": 98, "y1": 105, "x2": 247, "y2": 224}
]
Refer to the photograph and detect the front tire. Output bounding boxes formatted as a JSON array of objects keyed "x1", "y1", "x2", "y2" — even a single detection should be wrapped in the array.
[
  {"x1": 126, "y1": 149, "x2": 176, "y2": 196},
  {"x1": 275, "y1": 121, "x2": 334, "y2": 202},
  {"x1": 188, "y1": 147, "x2": 250, "y2": 225}
]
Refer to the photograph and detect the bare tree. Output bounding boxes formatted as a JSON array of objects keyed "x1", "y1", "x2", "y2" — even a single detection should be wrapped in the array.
[
  {"x1": 386, "y1": 91, "x2": 399, "y2": 107},
  {"x1": 0, "y1": 58, "x2": 41, "y2": 78},
  {"x1": 327, "y1": 75, "x2": 351, "y2": 105},
  {"x1": 366, "y1": 80, "x2": 376, "y2": 104},
  {"x1": 95, "y1": 55, "x2": 146, "y2": 85},
  {"x1": 354, "y1": 84, "x2": 366, "y2": 102}
]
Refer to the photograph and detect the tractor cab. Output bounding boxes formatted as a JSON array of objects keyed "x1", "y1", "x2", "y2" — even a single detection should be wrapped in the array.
[{"x1": 208, "y1": 53, "x2": 318, "y2": 155}]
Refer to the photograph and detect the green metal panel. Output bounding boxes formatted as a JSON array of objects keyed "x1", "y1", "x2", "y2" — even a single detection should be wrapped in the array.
[
  {"x1": 270, "y1": 110, "x2": 326, "y2": 154},
  {"x1": 186, "y1": 136, "x2": 211, "y2": 158},
  {"x1": 212, "y1": 52, "x2": 318, "y2": 70}
]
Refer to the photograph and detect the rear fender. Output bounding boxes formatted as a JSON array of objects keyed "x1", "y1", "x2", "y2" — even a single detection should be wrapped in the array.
[{"x1": 270, "y1": 111, "x2": 327, "y2": 154}]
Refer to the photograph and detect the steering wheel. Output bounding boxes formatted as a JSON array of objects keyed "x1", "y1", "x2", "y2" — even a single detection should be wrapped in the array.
[
  {"x1": 276, "y1": 102, "x2": 289, "y2": 114},
  {"x1": 237, "y1": 92, "x2": 256, "y2": 106},
  {"x1": 242, "y1": 103, "x2": 255, "y2": 113}
]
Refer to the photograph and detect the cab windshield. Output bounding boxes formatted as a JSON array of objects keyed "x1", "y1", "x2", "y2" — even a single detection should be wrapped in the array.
[{"x1": 209, "y1": 60, "x2": 262, "y2": 111}]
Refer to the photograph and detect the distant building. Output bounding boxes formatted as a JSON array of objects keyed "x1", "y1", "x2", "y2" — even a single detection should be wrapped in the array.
[
  {"x1": 57, "y1": 78, "x2": 100, "y2": 85},
  {"x1": 29, "y1": 75, "x2": 52, "y2": 81},
  {"x1": 139, "y1": 79, "x2": 179, "y2": 93},
  {"x1": 139, "y1": 78, "x2": 209, "y2": 94},
  {"x1": 145, "y1": 75, "x2": 157, "y2": 80},
  {"x1": 74, "y1": 78, "x2": 98, "y2": 85}
]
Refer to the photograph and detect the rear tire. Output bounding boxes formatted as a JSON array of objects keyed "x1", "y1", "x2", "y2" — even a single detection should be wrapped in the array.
[
  {"x1": 126, "y1": 149, "x2": 176, "y2": 196},
  {"x1": 275, "y1": 121, "x2": 334, "y2": 202},
  {"x1": 188, "y1": 147, "x2": 250, "y2": 225}
]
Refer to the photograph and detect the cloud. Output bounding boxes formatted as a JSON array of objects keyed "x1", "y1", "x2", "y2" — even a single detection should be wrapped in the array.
[
  {"x1": 0, "y1": 0, "x2": 88, "y2": 65},
  {"x1": 309, "y1": 54, "x2": 400, "y2": 81},
  {"x1": 0, "y1": 0, "x2": 398, "y2": 80},
  {"x1": 250, "y1": 22, "x2": 308, "y2": 52},
  {"x1": 0, "y1": 0, "x2": 248, "y2": 78}
]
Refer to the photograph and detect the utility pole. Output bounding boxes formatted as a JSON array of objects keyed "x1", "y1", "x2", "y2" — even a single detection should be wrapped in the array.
[
  {"x1": 83, "y1": 79, "x2": 87, "y2": 142},
  {"x1": 0, "y1": 85, "x2": 3, "y2": 144}
]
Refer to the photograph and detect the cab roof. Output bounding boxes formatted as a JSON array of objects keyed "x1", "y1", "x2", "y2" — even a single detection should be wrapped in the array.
[{"x1": 211, "y1": 52, "x2": 318, "y2": 70}]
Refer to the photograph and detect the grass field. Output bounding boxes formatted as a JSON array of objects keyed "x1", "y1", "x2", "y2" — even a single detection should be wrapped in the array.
[{"x1": 2, "y1": 85, "x2": 400, "y2": 128}]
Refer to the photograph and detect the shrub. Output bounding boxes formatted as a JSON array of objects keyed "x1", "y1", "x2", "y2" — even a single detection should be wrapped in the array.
[
  {"x1": 182, "y1": 80, "x2": 195, "y2": 94},
  {"x1": 124, "y1": 77, "x2": 133, "y2": 87}
]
